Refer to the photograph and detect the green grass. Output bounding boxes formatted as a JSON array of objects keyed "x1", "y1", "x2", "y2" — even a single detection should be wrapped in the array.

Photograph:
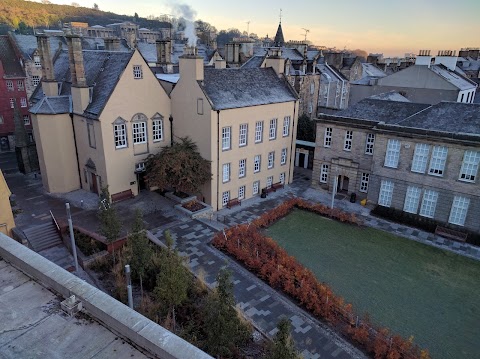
[{"x1": 266, "y1": 209, "x2": 480, "y2": 359}]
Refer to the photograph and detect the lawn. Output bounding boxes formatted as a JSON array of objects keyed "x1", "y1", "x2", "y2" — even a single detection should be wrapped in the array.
[{"x1": 266, "y1": 209, "x2": 480, "y2": 359}]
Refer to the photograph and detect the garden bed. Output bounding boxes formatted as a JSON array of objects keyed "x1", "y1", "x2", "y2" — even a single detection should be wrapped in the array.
[
  {"x1": 175, "y1": 199, "x2": 213, "y2": 219},
  {"x1": 165, "y1": 191, "x2": 197, "y2": 204}
]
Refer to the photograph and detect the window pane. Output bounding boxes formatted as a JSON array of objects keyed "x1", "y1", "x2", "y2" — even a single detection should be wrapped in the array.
[
  {"x1": 344, "y1": 130, "x2": 352, "y2": 151},
  {"x1": 384, "y1": 139, "x2": 400, "y2": 168},
  {"x1": 378, "y1": 180, "x2": 394, "y2": 207},
  {"x1": 222, "y1": 127, "x2": 231, "y2": 150},
  {"x1": 324, "y1": 127, "x2": 332, "y2": 147},
  {"x1": 411, "y1": 143, "x2": 430, "y2": 173},
  {"x1": 428, "y1": 146, "x2": 448, "y2": 176},
  {"x1": 448, "y1": 196, "x2": 470, "y2": 226},
  {"x1": 320, "y1": 164, "x2": 329, "y2": 183},
  {"x1": 360, "y1": 173, "x2": 369, "y2": 192},
  {"x1": 255, "y1": 121, "x2": 263, "y2": 143},
  {"x1": 403, "y1": 186, "x2": 421, "y2": 214},
  {"x1": 419, "y1": 190, "x2": 438, "y2": 218},
  {"x1": 153, "y1": 119, "x2": 163, "y2": 141},
  {"x1": 365, "y1": 133, "x2": 375, "y2": 154},
  {"x1": 459, "y1": 150, "x2": 480, "y2": 182},
  {"x1": 239, "y1": 124, "x2": 248, "y2": 146},
  {"x1": 283, "y1": 116, "x2": 290, "y2": 137},
  {"x1": 132, "y1": 122, "x2": 147, "y2": 144}
]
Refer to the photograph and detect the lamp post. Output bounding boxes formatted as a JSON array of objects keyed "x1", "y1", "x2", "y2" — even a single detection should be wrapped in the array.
[
  {"x1": 331, "y1": 175, "x2": 338, "y2": 209},
  {"x1": 125, "y1": 264, "x2": 133, "y2": 309},
  {"x1": 65, "y1": 203, "x2": 79, "y2": 272}
]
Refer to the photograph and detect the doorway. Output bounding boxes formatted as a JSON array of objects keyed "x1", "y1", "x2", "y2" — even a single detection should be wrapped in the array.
[
  {"x1": 337, "y1": 175, "x2": 349, "y2": 192},
  {"x1": 90, "y1": 172, "x2": 99, "y2": 195}
]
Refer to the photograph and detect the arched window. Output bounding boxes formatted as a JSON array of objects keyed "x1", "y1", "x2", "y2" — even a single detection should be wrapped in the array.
[
  {"x1": 151, "y1": 113, "x2": 164, "y2": 142},
  {"x1": 113, "y1": 117, "x2": 127, "y2": 149},
  {"x1": 131, "y1": 113, "x2": 147, "y2": 144}
]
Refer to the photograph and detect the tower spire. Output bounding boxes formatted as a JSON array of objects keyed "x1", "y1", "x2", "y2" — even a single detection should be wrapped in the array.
[{"x1": 279, "y1": 8, "x2": 282, "y2": 24}]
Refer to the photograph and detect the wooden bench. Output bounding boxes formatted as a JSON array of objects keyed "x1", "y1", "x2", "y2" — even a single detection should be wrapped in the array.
[
  {"x1": 226, "y1": 198, "x2": 241, "y2": 209},
  {"x1": 272, "y1": 182, "x2": 284, "y2": 190},
  {"x1": 111, "y1": 189, "x2": 134, "y2": 203},
  {"x1": 264, "y1": 186, "x2": 276, "y2": 194},
  {"x1": 435, "y1": 225, "x2": 468, "y2": 242}
]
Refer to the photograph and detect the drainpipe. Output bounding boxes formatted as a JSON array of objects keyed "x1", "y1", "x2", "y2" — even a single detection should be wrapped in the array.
[
  {"x1": 216, "y1": 110, "x2": 220, "y2": 211},
  {"x1": 70, "y1": 113, "x2": 82, "y2": 188},
  {"x1": 169, "y1": 115, "x2": 173, "y2": 146},
  {"x1": 288, "y1": 101, "x2": 297, "y2": 182}
]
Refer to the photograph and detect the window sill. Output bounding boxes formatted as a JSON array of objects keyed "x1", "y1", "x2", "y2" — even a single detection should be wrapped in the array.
[
  {"x1": 427, "y1": 173, "x2": 444, "y2": 178},
  {"x1": 458, "y1": 178, "x2": 475, "y2": 184}
]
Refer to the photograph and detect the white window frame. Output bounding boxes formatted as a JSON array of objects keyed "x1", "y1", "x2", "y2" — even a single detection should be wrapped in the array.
[
  {"x1": 239, "y1": 159, "x2": 246, "y2": 178},
  {"x1": 17, "y1": 80, "x2": 24, "y2": 91},
  {"x1": 132, "y1": 121, "x2": 147, "y2": 144},
  {"x1": 320, "y1": 164, "x2": 329, "y2": 183},
  {"x1": 267, "y1": 176, "x2": 273, "y2": 188},
  {"x1": 253, "y1": 181, "x2": 260, "y2": 195},
  {"x1": 9, "y1": 98, "x2": 15, "y2": 108},
  {"x1": 6, "y1": 80, "x2": 13, "y2": 91},
  {"x1": 239, "y1": 123, "x2": 248, "y2": 147},
  {"x1": 114, "y1": 121, "x2": 127, "y2": 149},
  {"x1": 280, "y1": 172, "x2": 285, "y2": 184},
  {"x1": 20, "y1": 97, "x2": 27, "y2": 108},
  {"x1": 23, "y1": 115, "x2": 30, "y2": 126},
  {"x1": 378, "y1": 180, "x2": 394, "y2": 207},
  {"x1": 222, "y1": 126, "x2": 231, "y2": 150},
  {"x1": 459, "y1": 150, "x2": 480, "y2": 183},
  {"x1": 34, "y1": 55, "x2": 41, "y2": 67},
  {"x1": 359, "y1": 173, "x2": 369, "y2": 192},
  {"x1": 411, "y1": 143, "x2": 430, "y2": 173},
  {"x1": 428, "y1": 146, "x2": 448, "y2": 177},
  {"x1": 268, "y1": 151, "x2": 275, "y2": 169},
  {"x1": 283, "y1": 116, "x2": 290, "y2": 137},
  {"x1": 324, "y1": 127, "x2": 332, "y2": 147},
  {"x1": 344, "y1": 130, "x2": 353, "y2": 151},
  {"x1": 403, "y1": 186, "x2": 421, "y2": 214},
  {"x1": 384, "y1": 139, "x2": 401, "y2": 168},
  {"x1": 152, "y1": 117, "x2": 163, "y2": 142},
  {"x1": 280, "y1": 148, "x2": 287, "y2": 165},
  {"x1": 238, "y1": 185, "x2": 245, "y2": 200},
  {"x1": 419, "y1": 189, "x2": 438, "y2": 218},
  {"x1": 254, "y1": 155, "x2": 261, "y2": 173},
  {"x1": 269, "y1": 118, "x2": 277, "y2": 140},
  {"x1": 222, "y1": 163, "x2": 230, "y2": 183},
  {"x1": 133, "y1": 65, "x2": 143, "y2": 79},
  {"x1": 449, "y1": 196, "x2": 470, "y2": 226},
  {"x1": 255, "y1": 121, "x2": 263, "y2": 143},
  {"x1": 32, "y1": 75, "x2": 40, "y2": 87},
  {"x1": 365, "y1": 133, "x2": 375, "y2": 155},
  {"x1": 222, "y1": 191, "x2": 230, "y2": 207}
]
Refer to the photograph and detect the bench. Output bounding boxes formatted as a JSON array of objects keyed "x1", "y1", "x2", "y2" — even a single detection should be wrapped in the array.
[
  {"x1": 226, "y1": 198, "x2": 241, "y2": 209},
  {"x1": 111, "y1": 189, "x2": 134, "y2": 203},
  {"x1": 435, "y1": 225, "x2": 468, "y2": 242},
  {"x1": 272, "y1": 182, "x2": 284, "y2": 190},
  {"x1": 263, "y1": 186, "x2": 276, "y2": 194}
]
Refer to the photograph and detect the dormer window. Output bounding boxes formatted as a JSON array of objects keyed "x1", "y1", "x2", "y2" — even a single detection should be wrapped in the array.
[
  {"x1": 34, "y1": 55, "x2": 41, "y2": 67},
  {"x1": 133, "y1": 65, "x2": 143, "y2": 79}
]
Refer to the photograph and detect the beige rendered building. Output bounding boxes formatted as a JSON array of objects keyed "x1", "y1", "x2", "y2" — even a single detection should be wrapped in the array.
[
  {"x1": 30, "y1": 34, "x2": 171, "y2": 199},
  {"x1": 0, "y1": 169, "x2": 15, "y2": 236},
  {"x1": 171, "y1": 47, "x2": 298, "y2": 210}
]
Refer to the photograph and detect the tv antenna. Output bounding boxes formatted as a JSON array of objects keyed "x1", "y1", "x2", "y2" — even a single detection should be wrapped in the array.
[
  {"x1": 301, "y1": 28, "x2": 310, "y2": 42},
  {"x1": 246, "y1": 21, "x2": 250, "y2": 35}
]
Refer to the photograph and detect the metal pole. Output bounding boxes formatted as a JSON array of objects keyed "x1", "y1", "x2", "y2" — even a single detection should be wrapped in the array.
[
  {"x1": 66, "y1": 203, "x2": 79, "y2": 272},
  {"x1": 331, "y1": 175, "x2": 338, "y2": 209},
  {"x1": 125, "y1": 264, "x2": 133, "y2": 309}
]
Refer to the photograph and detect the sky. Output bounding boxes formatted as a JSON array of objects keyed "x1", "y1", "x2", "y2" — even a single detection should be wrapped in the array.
[{"x1": 41, "y1": 0, "x2": 479, "y2": 57}]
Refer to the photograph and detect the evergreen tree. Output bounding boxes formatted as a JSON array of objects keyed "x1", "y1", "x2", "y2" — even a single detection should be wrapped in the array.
[
  {"x1": 266, "y1": 318, "x2": 301, "y2": 359},
  {"x1": 98, "y1": 186, "x2": 121, "y2": 263},
  {"x1": 203, "y1": 268, "x2": 251, "y2": 357}
]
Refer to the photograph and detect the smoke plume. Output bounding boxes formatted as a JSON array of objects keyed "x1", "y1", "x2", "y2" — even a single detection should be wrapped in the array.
[{"x1": 169, "y1": 2, "x2": 198, "y2": 47}]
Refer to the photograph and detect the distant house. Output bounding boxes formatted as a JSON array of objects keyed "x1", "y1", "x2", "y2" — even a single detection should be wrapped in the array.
[{"x1": 0, "y1": 169, "x2": 15, "y2": 236}]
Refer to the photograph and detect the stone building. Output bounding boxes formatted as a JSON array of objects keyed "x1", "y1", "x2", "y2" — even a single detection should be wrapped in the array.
[
  {"x1": 312, "y1": 98, "x2": 480, "y2": 233},
  {"x1": 0, "y1": 169, "x2": 15, "y2": 236}
]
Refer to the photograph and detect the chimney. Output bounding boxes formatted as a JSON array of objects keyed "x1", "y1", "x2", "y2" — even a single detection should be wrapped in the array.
[
  {"x1": 434, "y1": 49, "x2": 458, "y2": 71},
  {"x1": 264, "y1": 48, "x2": 285, "y2": 76},
  {"x1": 156, "y1": 39, "x2": 172, "y2": 65},
  {"x1": 415, "y1": 49, "x2": 432, "y2": 67},
  {"x1": 179, "y1": 46, "x2": 204, "y2": 81},
  {"x1": 104, "y1": 38, "x2": 120, "y2": 51},
  {"x1": 66, "y1": 34, "x2": 89, "y2": 114},
  {"x1": 36, "y1": 34, "x2": 57, "y2": 97},
  {"x1": 215, "y1": 59, "x2": 226, "y2": 69}
]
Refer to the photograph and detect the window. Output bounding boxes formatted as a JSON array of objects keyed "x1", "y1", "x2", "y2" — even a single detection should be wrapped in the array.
[
  {"x1": 222, "y1": 191, "x2": 230, "y2": 207},
  {"x1": 308, "y1": 102, "x2": 313, "y2": 114},
  {"x1": 365, "y1": 133, "x2": 375, "y2": 155},
  {"x1": 114, "y1": 122, "x2": 127, "y2": 148},
  {"x1": 360, "y1": 173, "x2": 369, "y2": 192},
  {"x1": 20, "y1": 98, "x2": 27, "y2": 108},
  {"x1": 135, "y1": 162, "x2": 146, "y2": 172},
  {"x1": 310, "y1": 82, "x2": 315, "y2": 94},
  {"x1": 280, "y1": 172, "x2": 285, "y2": 184},
  {"x1": 239, "y1": 159, "x2": 246, "y2": 178},
  {"x1": 34, "y1": 55, "x2": 41, "y2": 67},
  {"x1": 269, "y1": 118, "x2": 277, "y2": 140},
  {"x1": 320, "y1": 164, "x2": 329, "y2": 183},
  {"x1": 87, "y1": 122, "x2": 96, "y2": 148},
  {"x1": 222, "y1": 163, "x2": 230, "y2": 183},
  {"x1": 268, "y1": 151, "x2": 275, "y2": 169},
  {"x1": 378, "y1": 180, "x2": 394, "y2": 207},
  {"x1": 238, "y1": 185, "x2": 245, "y2": 200},
  {"x1": 283, "y1": 116, "x2": 290, "y2": 137},
  {"x1": 281, "y1": 148, "x2": 287, "y2": 165},
  {"x1": 403, "y1": 186, "x2": 421, "y2": 214},
  {"x1": 253, "y1": 181, "x2": 260, "y2": 195},
  {"x1": 411, "y1": 143, "x2": 430, "y2": 173},
  {"x1": 222, "y1": 126, "x2": 231, "y2": 150},
  {"x1": 428, "y1": 146, "x2": 448, "y2": 176},
  {"x1": 384, "y1": 139, "x2": 401, "y2": 168},
  {"x1": 239, "y1": 124, "x2": 248, "y2": 146},
  {"x1": 23, "y1": 115, "x2": 30, "y2": 126},
  {"x1": 32, "y1": 76, "x2": 40, "y2": 87},
  {"x1": 324, "y1": 127, "x2": 332, "y2": 147},
  {"x1": 449, "y1": 196, "x2": 470, "y2": 226},
  {"x1": 6, "y1": 80, "x2": 13, "y2": 91},
  {"x1": 255, "y1": 121, "x2": 263, "y2": 143},
  {"x1": 152, "y1": 118, "x2": 163, "y2": 142},
  {"x1": 419, "y1": 189, "x2": 438, "y2": 218},
  {"x1": 254, "y1": 155, "x2": 261, "y2": 173},
  {"x1": 197, "y1": 98, "x2": 203, "y2": 115},
  {"x1": 344, "y1": 130, "x2": 353, "y2": 151},
  {"x1": 459, "y1": 150, "x2": 480, "y2": 182},
  {"x1": 133, "y1": 65, "x2": 143, "y2": 79},
  {"x1": 132, "y1": 122, "x2": 147, "y2": 144},
  {"x1": 17, "y1": 80, "x2": 24, "y2": 91},
  {"x1": 267, "y1": 176, "x2": 273, "y2": 188},
  {"x1": 9, "y1": 98, "x2": 15, "y2": 108}
]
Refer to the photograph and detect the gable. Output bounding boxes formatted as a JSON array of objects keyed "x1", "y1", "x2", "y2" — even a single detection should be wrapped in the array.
[{"x1": 378, "y1": 65, "x2": 458, "y2": 90}]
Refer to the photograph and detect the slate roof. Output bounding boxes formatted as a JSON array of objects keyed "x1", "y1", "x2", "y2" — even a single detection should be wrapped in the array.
[
  {"x1": 369, "y1": 91, "x2": 410, "y2": 102},
  {"x1": 10, "y1": 33, "x2": 65, "y2": 60},
  {"x1": 274, "y1": 23, "x2": 284, "y2": 47},
  {"x1": 31, "y1": 49, "x2": 133, "y2": 118},
  {"x1": 0, "y1": 36, "x2": 25, "y2": 78},
  {"x1": 241, "y1": 55, "x2": 265, "y2": 69},
  {"x1": 202, "y1": 67, "x2": 297, "y2": 110},
  {"x1": 430, "y1": 64, "x2": 477, "y2": 91},
  {"x1": 339, "y1": 98, "x2": 430, "y2": 124},
  {"x1": 30, "y1": 96, "x2": 71, "y2": 114}
]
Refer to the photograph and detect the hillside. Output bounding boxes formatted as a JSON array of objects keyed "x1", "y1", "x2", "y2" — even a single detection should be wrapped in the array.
[{"x1": 0, "y1": 0, "x2": 170, "y2": 34}]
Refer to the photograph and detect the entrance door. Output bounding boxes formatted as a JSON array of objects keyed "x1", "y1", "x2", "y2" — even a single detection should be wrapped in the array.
[
  {"x1": 90, "y1": 172, "x2": 99, "y2": 195},
  {"x1": 138, "y1": 172, "x2": 147, "y2": 191},
  {"x1": 337, "y1": 175, "x2": 349, "y2": 192}
]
